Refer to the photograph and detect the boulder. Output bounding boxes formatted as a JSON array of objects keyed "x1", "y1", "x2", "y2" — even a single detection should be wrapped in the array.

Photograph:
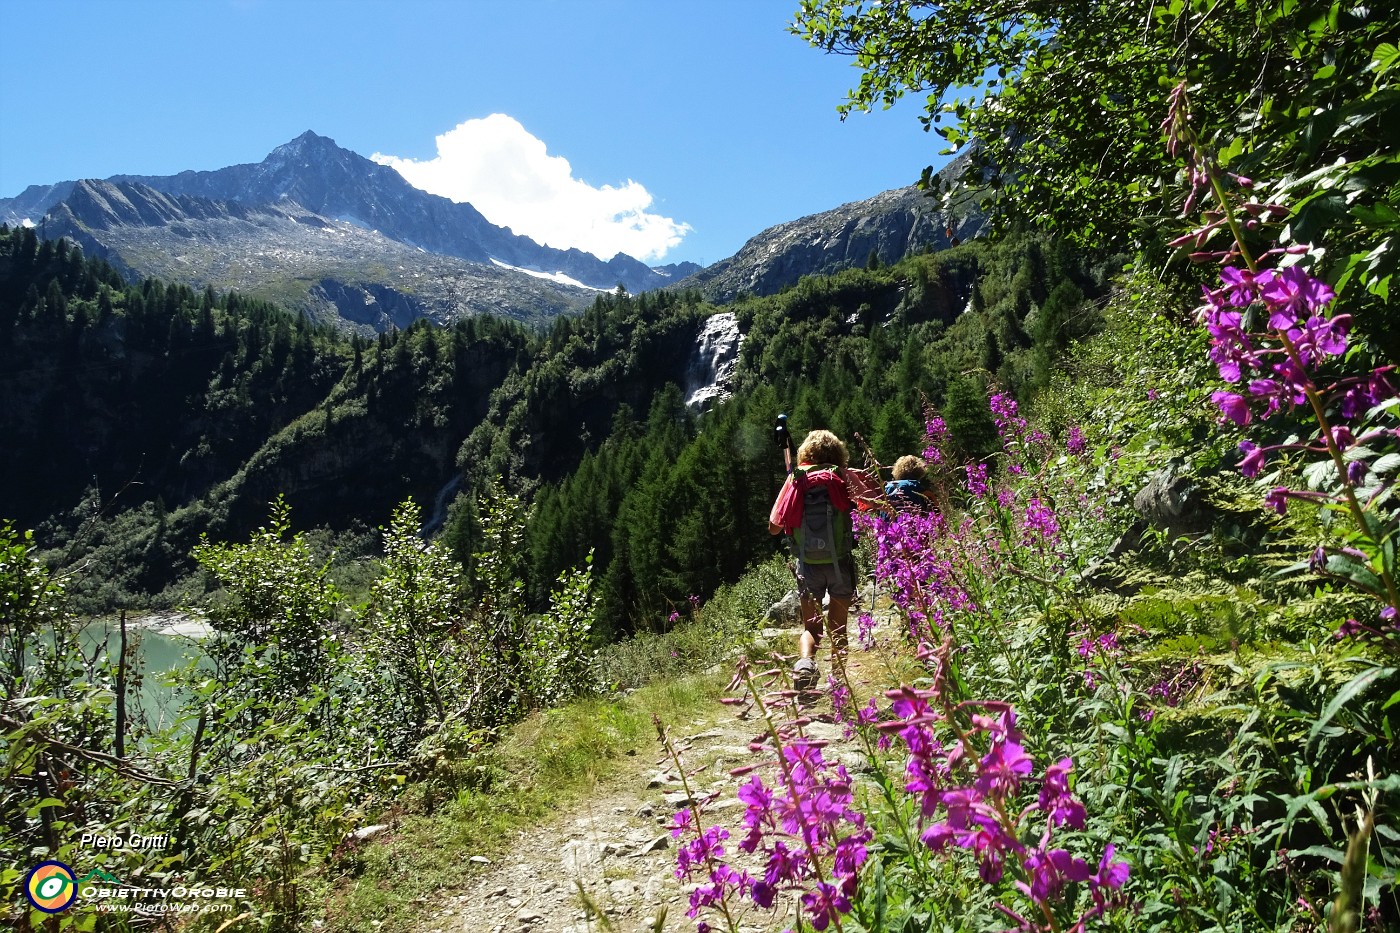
[
  {"x1": 764, "y1": 590, "x2": 802, "y2": 624},
  {"x1": 1132, "y1": 466, "x2": 1212, "y2": 537}
]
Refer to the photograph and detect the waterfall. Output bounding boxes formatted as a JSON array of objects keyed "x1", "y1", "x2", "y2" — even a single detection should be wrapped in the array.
[
  {"x1": 422, "y1": 472, "x2": 464, "y2": 536},
  {"x1": 684, "y1": 312, "x2": 743, "y2": 411}
]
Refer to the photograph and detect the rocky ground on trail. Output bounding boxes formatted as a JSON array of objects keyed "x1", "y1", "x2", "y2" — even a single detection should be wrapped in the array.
[{"x1": 420, "y1": 607, "x2": 902, "y2": 933}]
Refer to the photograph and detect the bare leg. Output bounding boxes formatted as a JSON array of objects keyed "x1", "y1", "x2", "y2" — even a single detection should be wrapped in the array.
[
  {"x1": 799, "y1": 594, "x2": 822, "y2": 660},
  {"x1": 828, "y1": 597, "x2": 851, "y2": 656}
]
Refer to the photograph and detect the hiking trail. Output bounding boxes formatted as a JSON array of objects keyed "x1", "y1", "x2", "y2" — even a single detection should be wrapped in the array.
[{"x1": 410, "y1": 601, "x2": 904, "y2": 933}]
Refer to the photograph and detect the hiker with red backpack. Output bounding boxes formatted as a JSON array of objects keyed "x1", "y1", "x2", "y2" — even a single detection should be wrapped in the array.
[{"x1": 768, "y1": 426, "x2": 859, "y2": 691}]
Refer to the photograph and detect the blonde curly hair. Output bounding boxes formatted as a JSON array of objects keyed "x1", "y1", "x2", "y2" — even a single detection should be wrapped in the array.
[
  {"x1": 797, "y1": 429, "x2": 849, "y2": 468},
  {"x1": 891, "y1": 455, "x2": 927, "y2": 481}
]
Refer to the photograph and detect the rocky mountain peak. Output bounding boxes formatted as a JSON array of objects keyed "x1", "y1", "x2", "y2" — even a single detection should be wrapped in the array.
[{"x1": 272, "y1": 129, "x2": 339, "y2": 155}]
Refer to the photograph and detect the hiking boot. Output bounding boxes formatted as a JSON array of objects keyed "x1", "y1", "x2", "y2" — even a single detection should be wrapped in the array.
[{"x1": 792, "y1": 657, "x2": 819, "y2": 691}]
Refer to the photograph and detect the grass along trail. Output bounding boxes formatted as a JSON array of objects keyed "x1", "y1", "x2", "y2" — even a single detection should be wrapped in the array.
[{"x1": 335, "y1": 599, "x2": 908, "y2": 933}]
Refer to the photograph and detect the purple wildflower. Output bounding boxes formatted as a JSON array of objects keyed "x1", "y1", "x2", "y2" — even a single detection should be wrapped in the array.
[
  {"x1": 966, "y1": 463, "x2": 990, "y2": 498},
  {"x1": 1238, "y1": 441, "x2": 1266, "y2": 478},
  {"x1": 1039, "y1": 758, "x2": 1087, "y2": 830},
  {"x1": 1066, "y1": 425, "x2": 1087, "y2": 456},
  {"x1": 1023, "y1": 498, "x2": 1060, "y2": 543},
  {"x1": 1211, "y1": 391, "x2": 1251, "y2": 426},
  {"x1": 1258, "y1": 266, "x2": 1335, "y2": 326}
]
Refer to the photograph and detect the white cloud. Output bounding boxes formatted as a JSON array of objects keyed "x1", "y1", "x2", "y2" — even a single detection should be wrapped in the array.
[{"x1": 372, "y1": 115, "x2": 690, "y2": 262}]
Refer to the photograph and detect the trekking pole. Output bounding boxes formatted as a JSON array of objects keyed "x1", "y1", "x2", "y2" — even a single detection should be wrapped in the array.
[
  {"x1": 774, "y1": 413, "x2": 796, "y2": 475},
  {"x1": 773, "y1": 413, "x2": 802, "y2": 585}
]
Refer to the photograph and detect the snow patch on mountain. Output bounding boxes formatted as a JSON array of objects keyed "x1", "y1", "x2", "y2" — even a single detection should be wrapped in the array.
[{"x1": 489, "y1": 259, "x2": 606, "y2": 292}]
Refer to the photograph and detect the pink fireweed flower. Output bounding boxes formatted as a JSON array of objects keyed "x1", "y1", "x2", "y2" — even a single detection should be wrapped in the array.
[
  {"x1": 1023, "y1": 498, "x2": 1060, "y2": 543},
  {"x1": 675, "y1": 825, "x2": 730, "y2": 880},
  {"x1": 1092, "y1": 843, "x2": 1131, "y2": 892},
  {"x1": 885, "y1": 685, "x2": 940, "y2": 724},
  {"x1": 1218, "y1": 266, "x2": 1260, "y2": 306},
  {"x1": 1238, "y1": 441, "x2": 1267, "y2": 478},
  {"x1": 855, "y1": 611, "x2": 878, "y2": 650},
  {"x1": 1066, "y1": 425, "x2": 1087, "y2": 456},
  {"x1": 966, "y1": 463, "x2": 990, "y2": 497},
  {"x1": 1258, "y1": 266, "x2": 1335, "y2": 325},
  {"x1": 975, "y1": 738, "x2": 1034, "y2": 799},
  {"x1": 1291, "y1": 313, "x2": 1351, "y2": 365},
  {"x1": 990, "y1": 392, "x2": 1028, "y2": 439},
  {"x1": 1038, "y1": 757, "x2": 1087, "y2": 830},
  {"x1": 801, "y1": 882, "x2": 851, "y2": 932},
  {"x1": 1019, "y1": 847, "x2": 1092, "y2": 903},
  {"x1": 1338, "y1": 370, "x2": 1395, "y2": 418},
  {"x1": 884, "y1": 690, "x2": 1134, "y2": 926},
  {"x1": 1246, "y1": 376, "x2": 1301, "y2": 418},
  {"x1": 1211, "y1": 391, "x2": 1251, "y2": 426},
  {"x1": 1327, "y1": 424, "x2": 1357, "y2": 451},
  {"x1": 923, "y1": 416, "x2": 949, "y2": 464},
  {"x1": 728, "y1": 737, "x2": 870, "y2": 927}
]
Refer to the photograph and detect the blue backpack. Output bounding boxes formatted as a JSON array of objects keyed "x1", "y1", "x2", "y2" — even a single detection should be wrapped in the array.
[{"x1": 885, "y1": 479, "x2": 928, "y2": 511}]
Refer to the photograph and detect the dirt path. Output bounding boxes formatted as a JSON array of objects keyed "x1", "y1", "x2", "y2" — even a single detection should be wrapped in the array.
[{"x1": 424, "y1": 606, "x2": 902, "y2": 933}]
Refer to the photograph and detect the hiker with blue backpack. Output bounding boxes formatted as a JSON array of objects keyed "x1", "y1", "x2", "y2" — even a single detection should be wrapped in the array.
[
  {"x1": 768, "y1": 427, "x2": 859, "y2": 691},
  {"x1": 884, "y1": 455, "x2": 930, "y2": 511}
]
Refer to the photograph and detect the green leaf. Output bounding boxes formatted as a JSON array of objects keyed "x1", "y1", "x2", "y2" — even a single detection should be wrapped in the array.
[
  {"x1": 1218, "y1": 136, "x2": 1246, "y2": 167},
  {"x1": 1323, "y1": 554, "x2": 1386, "y2": 596},
  {"x1": 871, "y1": 857, "x2": 888, "y2": 930},
  {"x1": 1291, "y1": 844, "x2": 1345, "y2": 863},
  {"x1": 1162, "y1": 754, "x2": 1184, "y2": 804},
  {"x1": 24, "y1": 797, "x2": 63, "y2": 817},
  {"x1": 1308, "y1": 666, "x2": 1389, "y2": 748},
  {"x1": 1370, "y1": 453, "x2": 1400, "y2": 475},
  {"x1": 1374, "y1": 42, "x2": 1400, "y2": 75}
]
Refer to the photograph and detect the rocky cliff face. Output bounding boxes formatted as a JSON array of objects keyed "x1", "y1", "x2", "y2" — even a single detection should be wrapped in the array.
[{"x1": 677, "y1": 183, "x2": 984, "y2": 303}]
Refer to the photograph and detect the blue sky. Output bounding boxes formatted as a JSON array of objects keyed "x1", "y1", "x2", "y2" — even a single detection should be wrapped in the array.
[{"x1": 0, "y1": 0, "x2": 952, "y2": 266}]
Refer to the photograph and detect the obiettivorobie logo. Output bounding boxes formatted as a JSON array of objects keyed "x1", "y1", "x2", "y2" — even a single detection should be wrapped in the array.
[
  {"x1": 24, "y1": 861, "x2": 245, "y2": 915},
  {"x1": 24, "y1": 861, "x2": 86, "y2": 913},
  {"x1": 25, "y1": 864, "x2": 125, "y2": 913}
]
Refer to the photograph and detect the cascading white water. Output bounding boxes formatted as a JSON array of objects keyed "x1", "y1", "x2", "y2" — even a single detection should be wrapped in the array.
[{"x1": 684, "y1": 312, "x2": 743, "y2": 411}]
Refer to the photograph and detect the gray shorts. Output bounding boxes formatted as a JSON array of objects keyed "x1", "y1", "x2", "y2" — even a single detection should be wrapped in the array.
[{"x1": 796, "y1": 556, "x2": 857, "y2": 602}]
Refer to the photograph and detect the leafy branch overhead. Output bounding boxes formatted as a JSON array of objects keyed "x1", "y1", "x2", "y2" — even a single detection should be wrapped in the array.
[{"x1": 794, "y1": 0, "x2": 1400, "y2": 307}]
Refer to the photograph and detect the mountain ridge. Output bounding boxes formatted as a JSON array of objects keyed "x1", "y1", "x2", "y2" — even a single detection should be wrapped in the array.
[
  {"x1": 0, "y1": 132, "x2": 701, "y2": 327},
  {"x1": 41, "y1": 178, "x2": 598, "y2": 328}
]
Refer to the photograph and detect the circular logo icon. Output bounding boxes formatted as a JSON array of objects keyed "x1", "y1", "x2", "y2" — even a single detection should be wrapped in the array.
[{"x1": 25, "y1": 861, "x2": 77, "y2": 913}]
